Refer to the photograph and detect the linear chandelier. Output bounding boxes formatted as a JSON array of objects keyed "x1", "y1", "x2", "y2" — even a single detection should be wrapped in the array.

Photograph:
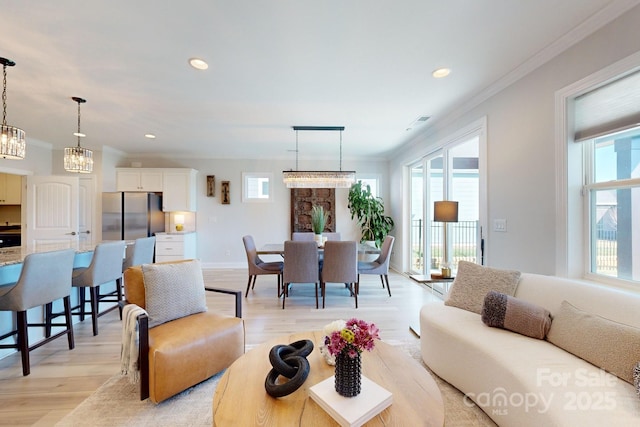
[
  {"x1": 64, "y1": 96, "x2": 93, "y2": 173},
  {"x1": 0, "y1": 57, "x2": 26, "y2": 160},
  {"x1": 282, "y1": 126, "x2": 356, "y2": 188}
]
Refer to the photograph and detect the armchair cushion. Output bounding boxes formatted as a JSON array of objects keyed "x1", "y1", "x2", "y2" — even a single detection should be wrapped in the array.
[{"x1": 142, "y1": 260, "x2": 207, "y2": 328}]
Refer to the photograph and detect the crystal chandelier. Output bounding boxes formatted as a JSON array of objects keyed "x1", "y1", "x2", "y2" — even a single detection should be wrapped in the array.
[
  {"x1": 282, "y1": 126, "x2": 356, "y2": 188},
  {"x1": 0, "y1": 57, "x2": 26, "y2": 160},
  {"x1": 64, "y1": 97, "x2": 93, "y2": 173}
]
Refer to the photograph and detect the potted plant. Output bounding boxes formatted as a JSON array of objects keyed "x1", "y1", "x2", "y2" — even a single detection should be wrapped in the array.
[
  {"x1": 347, "y1": 181, "x2": 394, "y2": 248},
  {"x1": 311, "y1": 205, "x2": 329, "y2": 245}
]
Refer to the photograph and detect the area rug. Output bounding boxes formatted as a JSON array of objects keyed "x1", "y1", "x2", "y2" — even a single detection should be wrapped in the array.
[{"x1": 56, "y1": 341, "x2": 496, "y2": 426}]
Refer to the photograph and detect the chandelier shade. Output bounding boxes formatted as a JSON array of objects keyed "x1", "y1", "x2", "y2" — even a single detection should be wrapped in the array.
[
  {"x1": 0, "y1": 58, "x2": 26, "y2": 160},
  {"x1": 64, "y1": 97, "x2": 93, "y2": 173},
  {"x1": 282, "y1": 126, "x2": 356, "y2": 189}
]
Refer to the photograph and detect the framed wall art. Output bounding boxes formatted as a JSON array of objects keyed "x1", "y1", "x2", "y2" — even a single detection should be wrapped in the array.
[
  {"x1": 221, "y1": 181, "x2": 230, "y2": 204},
  {"x1": 207, "y1": 175, "x2": 215, "y2": 197}
]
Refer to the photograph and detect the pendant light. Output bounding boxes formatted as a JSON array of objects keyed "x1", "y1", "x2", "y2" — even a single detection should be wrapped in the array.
[
  {"x1": 0, "y1": 57, "x2": 26, "y2": 160},
  {"x1": 64, "y1": 96, "x2": 93, "y2": 173},
  {"x1": 282, "y1": 126, "x2": 356, "y2": 188}
]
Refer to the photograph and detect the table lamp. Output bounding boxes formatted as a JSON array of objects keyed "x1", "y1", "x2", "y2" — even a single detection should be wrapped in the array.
[
  {"x1": 433, "y1": 201, "x2": 458, "y2": 277},
  {"x1": 174, "y1": 214, "x2": 185, "y2": 231}
]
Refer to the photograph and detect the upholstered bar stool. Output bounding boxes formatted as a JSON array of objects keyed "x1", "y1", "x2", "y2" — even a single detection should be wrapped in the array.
[
  {"x1": 71, "y1": 240, "x2": 126, "y2": 335},
  {"x1": 0, "y1": 249, "x2": 76, "y2": 376},
  {"x1": 123, "y1": 236, "x2": 156, "y2": 270}
]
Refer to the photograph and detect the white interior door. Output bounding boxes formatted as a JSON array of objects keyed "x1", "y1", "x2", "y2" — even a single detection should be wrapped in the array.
[
  {"x1": 24, "y1": 175, "x2": 79, "y2": 248},
  {"x1": 78, "y1": 176, "x2": 95, "y2": 243}
]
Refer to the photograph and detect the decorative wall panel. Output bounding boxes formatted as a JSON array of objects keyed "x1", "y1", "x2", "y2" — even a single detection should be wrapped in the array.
[{"x1": 290, "y1": 188, "x2": 335, "y2": 234}]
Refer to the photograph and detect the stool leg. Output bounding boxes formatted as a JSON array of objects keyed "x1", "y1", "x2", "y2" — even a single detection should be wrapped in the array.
[
  {"x1": 17, "y1": 310, "x2": 30, "y2": 376},
  {"x1": 78, "y1": 287, "x2": 86, "y2": 321},
  {"x1": 90, "y1": 287, "x2": 99, "y2": 336},
  {"x1": 64, "y1": 295, "x2": 75, "y2": 350},
  {"x1": 117, "y1": 277, "x2": 123, "y2": 320},
  {"x1": 45, "y1": 302, "x2": 52, "y2": 338}
]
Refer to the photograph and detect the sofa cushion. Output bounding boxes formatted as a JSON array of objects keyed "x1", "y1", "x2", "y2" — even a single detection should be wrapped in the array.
[
  {"x1": 142, "y1": 260, "x2": 207, "y2": 328},
  {"x1": 445, "y1": 261, "x2": 521, "y2": 314},
  {"x1": 547, "y1": 300, "x2": 640, "y2": 385},
  {"x1": 481, "y1": 290, "x2": 552, "y2": 339}
]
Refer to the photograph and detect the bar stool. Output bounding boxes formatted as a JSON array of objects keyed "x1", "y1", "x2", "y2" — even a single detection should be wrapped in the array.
[
  {"x1": 123, "y1": 236, "x2": 156, "y2": 270},
  {"x1": 71, "y1": 240, "x2": 126, "y2": 336},
  {"x1": 0, "y1": 248, "x2": 76, "y2": 376}
]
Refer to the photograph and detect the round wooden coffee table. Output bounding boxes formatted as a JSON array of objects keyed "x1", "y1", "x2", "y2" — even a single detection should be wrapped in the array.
[{"x1": 213, "y1": 331, "x2": 444, "y2": 426}]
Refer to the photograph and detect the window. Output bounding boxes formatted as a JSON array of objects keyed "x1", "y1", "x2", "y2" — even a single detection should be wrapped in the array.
[
  {"x1": 583, "y1": 126, "x2": 640, "y2": 282},
  {"x1": 356, "y1": 176, "x2": 379, "y2": 198},
  {"x1": 242, "y1": 173, "x2": 273, "y2": 202}
]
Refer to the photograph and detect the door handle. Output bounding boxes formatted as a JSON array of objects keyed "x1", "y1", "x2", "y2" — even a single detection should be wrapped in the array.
[
  {"x1": 80, "y1": 230, "x2": 91, "y2": 234},
  {"x1": 66, "y1": 231, "x2": 77, "y2": 236}
]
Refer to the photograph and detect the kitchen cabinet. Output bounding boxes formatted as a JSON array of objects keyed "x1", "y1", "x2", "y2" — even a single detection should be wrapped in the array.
[
  {"x1": 155, "y1": 232, "x2": 197, "y2": 262},
  {"x1": 162, "y1": 169, "x2": 197, "y2": 212},
  {"x1": 0, "y1": 173, "x2": 22, "y2": 205},
  {"x1": 116, "y1": 168, "x2": 163, "y2": 192}
]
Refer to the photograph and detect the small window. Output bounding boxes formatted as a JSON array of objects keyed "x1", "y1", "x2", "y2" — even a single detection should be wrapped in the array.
[
  {"x1": 357, "y1": 177, "x2": 379, "y2": 198},
  {"x1": 242, "y1": 172, "x2": 273, "y2": 203}
]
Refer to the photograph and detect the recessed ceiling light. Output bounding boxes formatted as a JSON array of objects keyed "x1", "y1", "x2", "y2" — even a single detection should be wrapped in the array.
[
  {"x1": 144, "y1": 134, "x2": 156, "y2": 139},
  {"x1": 432, "y1": 68, "x2": 451, "y2": 78},
  {"x1": 188, "y1": 58, "x2": 209, "y2": 70}
]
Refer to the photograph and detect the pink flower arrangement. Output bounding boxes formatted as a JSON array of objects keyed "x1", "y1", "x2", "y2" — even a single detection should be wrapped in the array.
[{"x1": 325, "y1": 318, "x2": 380, "y2": 359}]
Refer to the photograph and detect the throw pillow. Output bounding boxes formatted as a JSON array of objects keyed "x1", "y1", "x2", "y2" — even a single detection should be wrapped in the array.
[
  {"x1": 142, "y1": 260, "x2": 207, "y2": 328},
  {"x1": 547, "y1": 300, "x2": 640, "y2": 385},
  {"x1": 444, "y1": 261, "x2": 521, "y2": 314},
  {"x1": 481, "y1": 290, "x2": 552, "y2": 339},
  {"x1": 634, "y1": 362, "x2": 640, "y2": 398}
]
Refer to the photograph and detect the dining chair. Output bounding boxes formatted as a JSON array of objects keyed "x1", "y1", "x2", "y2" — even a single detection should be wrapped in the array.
[
  {"x1": 0, "y1": 248, "x2": 76, "y2": 376},
  {"x1": 357, "y1": 235, "x2": 395, "y2": 297},
  {"x1": 71, "y1": 240, "x2": 127, "y2": 335},
  {"x1": 321, "y1": 241, "x2": 358, "y2": 308},
  {"x1": 291, "y1": 232, "x2": 315, "y2": 241},
  {"x1": 322, "y1": 232, "x2": 341, "y2": 241},
  {"x1": 282, "y1": 240, "x2": 319, "y2": 309},
  {"x1": 242, "y1": 235, "x2": 283, "y2": 297},
  {"x1": 122, "y1": 236, "x2": 156, "y2": 270}
]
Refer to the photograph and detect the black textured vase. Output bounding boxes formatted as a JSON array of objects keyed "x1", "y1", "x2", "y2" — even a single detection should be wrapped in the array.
[{"x1": 334, "y1": 351, "x2": 361, "y2": 397}]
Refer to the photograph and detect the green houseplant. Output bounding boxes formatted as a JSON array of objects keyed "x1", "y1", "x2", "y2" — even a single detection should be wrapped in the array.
[
  {"x1": 347, "y1": 181, "x2": 394, "y2": 248},
  {"x1": 311, "y1": 205, "x2": 329, "y2": 235}
]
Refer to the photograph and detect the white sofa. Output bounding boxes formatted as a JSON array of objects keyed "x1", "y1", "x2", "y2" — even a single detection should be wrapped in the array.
[{"x1": 420, "y1": 272, "x2": 640, "y2": 426}]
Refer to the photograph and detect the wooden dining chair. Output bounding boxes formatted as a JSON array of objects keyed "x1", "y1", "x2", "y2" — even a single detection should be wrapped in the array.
[
  {"x1": 321, "y1": 241, "x2": 358, "y2": 308},
  {"x1": 282, "y1": 240, "x2": 319, "y2": 309}
]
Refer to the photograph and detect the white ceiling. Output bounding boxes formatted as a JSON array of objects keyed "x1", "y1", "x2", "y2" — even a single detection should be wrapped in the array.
[{"x1": 0, "y1": 0, "x2": 636, "y2": 163}]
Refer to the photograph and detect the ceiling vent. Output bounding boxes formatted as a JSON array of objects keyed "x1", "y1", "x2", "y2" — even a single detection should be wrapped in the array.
[{"x1": 406, "y1": 115, "x2": 430, "y2": 131}]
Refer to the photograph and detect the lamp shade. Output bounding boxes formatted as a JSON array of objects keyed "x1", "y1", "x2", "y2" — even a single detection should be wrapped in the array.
[{"x1": 434, "y1": 201, "x2": 459, "y2": 223}]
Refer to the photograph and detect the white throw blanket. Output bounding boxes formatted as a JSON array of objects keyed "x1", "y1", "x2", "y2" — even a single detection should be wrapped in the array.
[{"x1": 121, "y1": 304, "x2": 148, "y2": 384}]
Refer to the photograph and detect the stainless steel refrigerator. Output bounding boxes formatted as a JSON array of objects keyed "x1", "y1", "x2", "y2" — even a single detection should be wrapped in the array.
[{"x1": 102, "y1": 192, "x2": 165, "y2": 240}]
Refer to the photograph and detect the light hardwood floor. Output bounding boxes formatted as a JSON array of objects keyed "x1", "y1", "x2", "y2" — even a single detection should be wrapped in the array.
[{"x1": 0, "y1": 269, "x2": 440, "y2": 426}]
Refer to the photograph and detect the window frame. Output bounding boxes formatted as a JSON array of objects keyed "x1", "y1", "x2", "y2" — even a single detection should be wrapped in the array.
[
  {"x1": 555, "y1": 50, "x2": 640, "y2": 289},
  {"x1": 242, "y1": 172, "x2": 273, "y2": 203}
]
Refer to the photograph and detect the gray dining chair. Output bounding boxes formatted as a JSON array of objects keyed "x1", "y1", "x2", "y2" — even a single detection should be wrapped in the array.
[
  {"x1": 321, "y1": 241, "x2": 358, "y2": 308},
  {"x1": 123, "y1": 236, "x2": 156, "y2": 270},
  {"x1": 358, "y1": 235, "x2": 395, "y2": 297},
  {"x1": 291, "y1": 232, "x2": 315, "y2": 241},
  {"x1": 322, "y1": 232, "x2": 341, "y2": 241},
  {"x1": 0, "y1": 248, "x2": 76, "y2": 376},
  {"x1": 243, "y1": 235, "x2": 283, "y2": 297},
  {"x1": 282, "y1": 240, "x2": 319, "y2": 309},
  {"x1": 71, "y1": 240, "x2": 127, "y2": 335}
]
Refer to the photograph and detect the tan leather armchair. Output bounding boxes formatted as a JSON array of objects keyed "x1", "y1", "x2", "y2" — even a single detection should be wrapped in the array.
[{"x1": 123, "y1": 260, "x2": 244, "y2": 403}]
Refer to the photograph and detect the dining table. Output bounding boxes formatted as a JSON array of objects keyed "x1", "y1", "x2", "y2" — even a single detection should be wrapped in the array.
[{"x1": 257, "y1": 242, "x2": 381, "y2": 256}]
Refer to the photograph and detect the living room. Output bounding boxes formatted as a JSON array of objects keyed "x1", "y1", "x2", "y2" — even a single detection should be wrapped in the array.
[{"x1": 0, "y1": 1, "x2": 639, "y2": 425}]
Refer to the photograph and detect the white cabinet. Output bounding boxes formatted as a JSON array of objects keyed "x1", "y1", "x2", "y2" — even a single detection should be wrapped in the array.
[
  {"x1": 0, "y1": 173, "x2": 22, "y2": 205},
  {"x1": 162, "y1": 169, "x2": 197, "y2": 212},
  {"x1": 155, "y1": 232, "x2": 197, "y2": 263},
  {"x1": 116, "y1": 168, "x2": 163, "y2": 192}
]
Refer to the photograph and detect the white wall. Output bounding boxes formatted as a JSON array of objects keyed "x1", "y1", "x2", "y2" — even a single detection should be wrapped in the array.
[
  {"x1": 389, "y1": 5, "x2": 640, "y2": 275},
  {"x1": 114, "y1": 157, "x2": 390, "y2": 268}
]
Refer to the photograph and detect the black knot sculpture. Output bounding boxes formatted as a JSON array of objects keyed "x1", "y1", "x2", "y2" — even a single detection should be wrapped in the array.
[{"x1": 264, "y1": 339, "x2": 314, "y2": 397}]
